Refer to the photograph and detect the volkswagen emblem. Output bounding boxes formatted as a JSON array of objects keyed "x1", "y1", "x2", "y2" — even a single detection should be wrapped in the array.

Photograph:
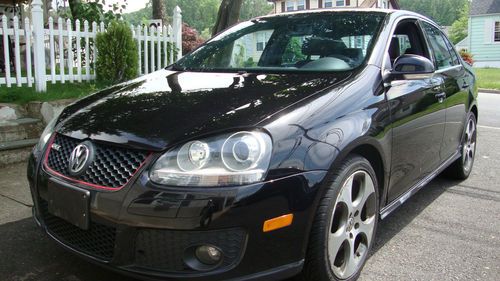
[{"x1": 68, "y1": 141, "x2": 95, "y2": 176}]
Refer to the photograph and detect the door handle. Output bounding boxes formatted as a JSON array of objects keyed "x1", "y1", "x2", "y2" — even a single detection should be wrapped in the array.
[
  {"x1": 435, "y1": 92, "x2": 446, "y2": 103},
  {"x1": 461, "y1": 82, "x2": 469, "y2": 89}
]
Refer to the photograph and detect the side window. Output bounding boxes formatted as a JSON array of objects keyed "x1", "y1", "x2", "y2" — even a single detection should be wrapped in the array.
[
  {"x1": 393, "y1": 34, "x2": 412, "y2": 55},
  {"x1": 422, "y1": 22, "x2": 454, "y2": 70},
  {"x1": 443, "y1": 35, "x2": 461, "y2": 65},
  {"x1": 387, "y1": 20, "x2": 430, "y2": 67}
]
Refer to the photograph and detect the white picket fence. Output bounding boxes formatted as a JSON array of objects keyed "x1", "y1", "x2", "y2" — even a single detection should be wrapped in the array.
[{"x1": 0, "y1": 0, "x2": 182, "y2": 92}]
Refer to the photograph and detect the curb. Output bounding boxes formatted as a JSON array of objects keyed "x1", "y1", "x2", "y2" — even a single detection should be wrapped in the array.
[{"x1": 479, "y1": 88, "x2": 500, "y2": 94}]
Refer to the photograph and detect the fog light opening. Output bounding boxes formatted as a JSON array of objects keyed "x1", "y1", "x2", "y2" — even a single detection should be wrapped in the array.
[
  {"x1": 196, "y1": 245, "x2": 222, "y2": 265},
  {"x1": 184, "y1": 244, "x2": 224, "y2": 271}
]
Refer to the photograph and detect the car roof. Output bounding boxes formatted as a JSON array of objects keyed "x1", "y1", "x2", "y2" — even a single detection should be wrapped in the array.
[{"x1": 257, "y1": 8, "x2": 434, "y2": 24}]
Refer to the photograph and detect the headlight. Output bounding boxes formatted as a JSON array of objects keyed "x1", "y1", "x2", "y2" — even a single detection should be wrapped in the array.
[
  {"x1": 150, "y1": 131, "x2": 272, "y2": 187},
  {"x1": 35, "y1": 114, "x2": 59, "y2": 151}
]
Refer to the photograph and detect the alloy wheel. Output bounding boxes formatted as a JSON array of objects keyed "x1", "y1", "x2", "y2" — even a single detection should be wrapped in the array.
[
  {"x1": 462, "y1": 117, "x2": 476, "y2": 173},
  {"x1": 327, "y1": 170, "x2": 377, "y2": 279}
]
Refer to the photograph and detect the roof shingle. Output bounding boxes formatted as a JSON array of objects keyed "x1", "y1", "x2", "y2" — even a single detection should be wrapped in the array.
[{"x1": 470, "y1": 0, "x2": 500, "y2": 16}]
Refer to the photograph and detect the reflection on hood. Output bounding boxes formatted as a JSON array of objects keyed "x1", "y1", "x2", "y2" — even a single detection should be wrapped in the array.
[{"x1": 58, "y1": 69, "x2": 348, "y2": 150}]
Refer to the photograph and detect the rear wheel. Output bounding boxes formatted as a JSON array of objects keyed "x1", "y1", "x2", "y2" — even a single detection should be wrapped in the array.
[
  {"x1": 298, "y1": 155, "x2": 379, "y2": 281},
  {"x1": 445, "y1": 113, "x2": 477, "y2": 180}
]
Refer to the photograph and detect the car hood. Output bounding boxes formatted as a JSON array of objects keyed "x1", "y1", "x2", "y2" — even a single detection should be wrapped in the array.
[{"x1": 57, "y1": 69, "x2": 350, "y2": 151}]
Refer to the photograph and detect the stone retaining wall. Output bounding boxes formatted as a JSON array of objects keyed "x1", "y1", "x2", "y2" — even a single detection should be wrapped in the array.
[{"x1": 0, "y1": 99, "x2": 75, "y2": 124}]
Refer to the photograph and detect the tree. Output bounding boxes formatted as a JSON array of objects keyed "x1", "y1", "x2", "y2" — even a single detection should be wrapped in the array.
[
  {"x1": 123, "y1": 0, "x2": 273, "y2": 39},
  {"x1": 96, "y1": 20, "x2": 138, "y2": 84},
  {"x1": 212, "y1": 0, "x2": 244, "y2": 36},
  {"x1": 399, "y1": 0, "x2": 468, "y2": 26},
  {"x1": 66, "y1": 0, "x2": 126, "y2": 23},
  {"x1": 152, "y1": 0, "x2": 166, "y2": 23},
  {"x1": 182, "y1": 23, "x2": 205, "y2": 54},
  {"x1": 240, "y1": 0, "x2": 274, "y2": 21},
  {"x1": 68, "y1": 0, "x2": 81, "y2": 19},
  {"x1": 125, "y1": 0, "x2": 221, "y2": 37},
  {"x1": 164, "y1": 0, "x2": 221, "y2": 36},
  {"x1": 449, "y1": 2, "x2": 470, "y2": 44}
]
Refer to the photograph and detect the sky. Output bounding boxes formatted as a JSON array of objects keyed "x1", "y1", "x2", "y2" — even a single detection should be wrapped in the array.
[
  {"x1": 120, "y1": 0, "x2": 148, "y2": 13},
  {"x1": 53, "y1": 0, "x2": 148, "y2": 14}
]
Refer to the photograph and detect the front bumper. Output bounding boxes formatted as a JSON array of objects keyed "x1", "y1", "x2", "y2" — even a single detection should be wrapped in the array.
[{"x1": 28, "y1": 151, "x2": 326, "y2": 281}]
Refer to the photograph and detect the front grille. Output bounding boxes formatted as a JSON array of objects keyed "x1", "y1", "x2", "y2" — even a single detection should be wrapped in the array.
[
  {"x1": 135, "y1": 228, "x2": 247, "y2": 272},
  {"x1": 39, "y1": 199, "x2": 116, "y2": 261},
  {"x1": 46, "y1": 134, "x2": 149, "y2": 189}
]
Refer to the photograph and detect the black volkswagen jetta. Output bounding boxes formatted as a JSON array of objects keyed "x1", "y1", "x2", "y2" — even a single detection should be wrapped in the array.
[{"x1": 28, "y1": 9, "x2": 478, "y2": 281}]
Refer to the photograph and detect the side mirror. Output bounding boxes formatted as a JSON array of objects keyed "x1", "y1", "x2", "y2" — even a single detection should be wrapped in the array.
[
  {"x1": 393, "y1": 54, "x2": 435, "y2": 74},
  {"x1": 384, "y1": 55, "x2": 435, "y2": 86}
]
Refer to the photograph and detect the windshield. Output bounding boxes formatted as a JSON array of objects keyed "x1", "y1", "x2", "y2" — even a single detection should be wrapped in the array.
[{"x1": 174, "y1": 12, "x2": 386, "y2": 73}]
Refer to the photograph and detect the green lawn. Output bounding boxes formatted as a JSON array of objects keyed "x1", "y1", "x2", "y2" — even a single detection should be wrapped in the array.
[
  {"x1": 0, "y1": 82, "x2": 105, "y2": 104},
  {"x1": 474, "y1": 68, "x2": 500, "y2": 90}
]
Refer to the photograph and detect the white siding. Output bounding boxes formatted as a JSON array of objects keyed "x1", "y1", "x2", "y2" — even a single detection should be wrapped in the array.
[
  {"x1": 310, "y1": 0, "x2": 319, "y2": 9},
  {"x1": 271, "y1": 0, "x2": 396, "y2": 14}
]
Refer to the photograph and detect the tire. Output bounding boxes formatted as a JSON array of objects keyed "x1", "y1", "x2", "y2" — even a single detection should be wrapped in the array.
[
  {"x1": 444, "y1": 112, "x2": 477, "y2": 180},
  {"x1": 297, "y1": 154, "x2": 379, "y2": 281}
]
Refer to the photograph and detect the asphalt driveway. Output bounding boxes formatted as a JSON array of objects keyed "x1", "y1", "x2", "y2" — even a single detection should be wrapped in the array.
[{"x1": 1, "y1": 93, "x2": 499, "y2": 281}]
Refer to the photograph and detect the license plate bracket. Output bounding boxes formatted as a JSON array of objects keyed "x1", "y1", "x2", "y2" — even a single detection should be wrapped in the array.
[{"x1": 47, "y1": 179, "x2": 90, "y2": 230}]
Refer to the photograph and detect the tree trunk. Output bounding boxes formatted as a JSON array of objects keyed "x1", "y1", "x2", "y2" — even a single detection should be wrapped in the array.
[
  {"x1": 152, "y1": 0, "x2": 166, "y2": 24},
  {"x1": 68, "y1": 0, "x2": 81, "y2": 20},
  {"x1": 212, "y1": 0, "x2": 244, "y2": 36},
  {"x1": 43, "y1": 0, "x2": 52, "y2": 25}
]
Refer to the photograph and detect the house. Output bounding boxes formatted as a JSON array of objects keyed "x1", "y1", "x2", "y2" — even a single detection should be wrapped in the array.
[
  {"x1": 267, "y1": 0, "x2": 400, "y2": 14},
  {"x1": 468, "y1": 0, "x2": 500, "y2": 67}
]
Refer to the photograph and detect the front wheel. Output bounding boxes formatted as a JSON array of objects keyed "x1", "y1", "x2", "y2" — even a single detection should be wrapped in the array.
[
  {"x1": 298, "y1": 155, "x2": 379, "y2": 281},
  {"x1": 444, "y1": 112, "x2": 477, "y2": 180}
]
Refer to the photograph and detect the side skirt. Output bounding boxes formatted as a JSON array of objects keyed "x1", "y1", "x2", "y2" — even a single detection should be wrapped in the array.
[{"x1": 380, "y1": 150, "x2": 461, "y2": 219}]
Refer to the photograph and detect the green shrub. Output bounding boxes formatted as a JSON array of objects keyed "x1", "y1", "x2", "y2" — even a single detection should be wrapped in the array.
[{"x1": 96, "y1": 20, "x2": 138, "y2": 85}]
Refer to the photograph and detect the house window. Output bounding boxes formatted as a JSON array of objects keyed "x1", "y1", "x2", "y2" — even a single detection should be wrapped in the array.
[
  {"x1": 297, "y1": 0, "x2": 305, "y2": 10},
  {"x1": 325, "y1": 0, "x2": 333, "y2": 8},
  {"x1": 286, "y1": 1, "x2": 295, "y2": 11},
  {"x1": 495, "y1": 22, "x2": 500, "y2": 42},
  {"x1": 336, "y1": 0, "x2": 345, "y2": 6},
  {"x1": 356, "y1": 36, "x2": 363, "y2": 48},
  {"x1": 256, "y1": 32, "x2": 268, "y2": 51}
]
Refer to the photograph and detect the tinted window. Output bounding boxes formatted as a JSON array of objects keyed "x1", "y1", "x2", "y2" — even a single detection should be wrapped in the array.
[
  {"x1": 442, "y1": 34, "x2": 461, "y2": 65},
  {"x1": 174, "y1": 12, "x2": 386, "y2": 73},
  {"x1": 392, "y1": 34, "x2": 412, "y2": 55},
  {"x1": 422, "y1": 22, "x2": 453, "y2": 70}
]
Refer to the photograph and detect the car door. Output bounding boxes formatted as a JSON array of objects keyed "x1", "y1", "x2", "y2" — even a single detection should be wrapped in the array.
[
  {"x1": 421, "y1": 22, "x2": 470, "y2": 160},
  {"x1": 385, "y1": 19, "x2": 447, "y2": 202}
]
